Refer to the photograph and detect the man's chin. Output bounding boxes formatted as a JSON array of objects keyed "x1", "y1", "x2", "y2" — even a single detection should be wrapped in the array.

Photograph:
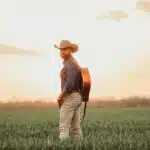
[{"x1": 60, "y1": 56, "x2": 65, "y2": 59}]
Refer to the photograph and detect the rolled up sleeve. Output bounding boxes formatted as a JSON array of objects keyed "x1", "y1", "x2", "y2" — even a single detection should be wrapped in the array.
[{"x1": 62, "y1": 61, "x2": 77, "y2": 93}]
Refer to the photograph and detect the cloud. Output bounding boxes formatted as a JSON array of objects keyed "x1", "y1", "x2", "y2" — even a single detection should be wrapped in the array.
[
  {"x1": 136, "y1": 0, "x2": 150, "y2": 12},
  {"x1": 96, "y1": 10, "x2": 128, "y2": 21},
  {"x1": 0, "y1": 44, "x2": 41, "y2": 56}
]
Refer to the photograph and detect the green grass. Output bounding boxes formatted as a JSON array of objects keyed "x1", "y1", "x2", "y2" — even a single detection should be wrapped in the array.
[{"x1": 0, "y1": 108, "x2": 150, "y2": 149}]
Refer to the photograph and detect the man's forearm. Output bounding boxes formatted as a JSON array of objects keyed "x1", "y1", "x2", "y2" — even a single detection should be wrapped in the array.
[
  {"x1": 60, "y1": 90, "x2": 69, "y2": 98},
  {"x1": 57, "y1": 90, "x2": 69, "y2": 108}
]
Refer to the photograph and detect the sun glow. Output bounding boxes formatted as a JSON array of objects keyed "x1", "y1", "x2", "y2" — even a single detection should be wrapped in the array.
[{"x1": 0, "y1": 0, "x2": 150, "y2": 100}]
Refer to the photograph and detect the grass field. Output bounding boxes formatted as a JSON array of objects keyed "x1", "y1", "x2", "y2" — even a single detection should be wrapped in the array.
[{"x1": 0, "y1": 108, "x2": 150, "y2": 149}]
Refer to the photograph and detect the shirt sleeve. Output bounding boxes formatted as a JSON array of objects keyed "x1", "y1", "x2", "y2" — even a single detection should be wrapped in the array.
[{"x1": 62, "y1": 61, "x2": 77, "y2": 93}]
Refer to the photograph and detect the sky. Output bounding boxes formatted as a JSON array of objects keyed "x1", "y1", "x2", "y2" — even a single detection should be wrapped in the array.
[{"x1": 0, "y1": 0, "x2": 150, "y2": 100}]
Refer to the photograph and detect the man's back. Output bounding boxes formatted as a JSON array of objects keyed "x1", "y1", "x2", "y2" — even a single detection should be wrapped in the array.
[{"x1": 60, "y1": 58, "x2": 83, "y2": 94}]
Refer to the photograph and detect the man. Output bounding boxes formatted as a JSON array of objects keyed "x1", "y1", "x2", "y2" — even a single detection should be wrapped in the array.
[{"x1": 54, "y1": 40, "x2": 83, "y2": 140}]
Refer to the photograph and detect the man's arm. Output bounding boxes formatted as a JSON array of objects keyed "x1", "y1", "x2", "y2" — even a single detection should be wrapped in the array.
[
  {"x1": 58, "y1": 61, "x2": 76, "y2": 99},
  {"x1": 62, "y1": 61, "x2": 76, "y2": 94}
]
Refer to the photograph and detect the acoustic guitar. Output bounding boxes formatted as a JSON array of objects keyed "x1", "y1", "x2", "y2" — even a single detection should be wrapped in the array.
[
  {"x1": 80, "y1": 67, "x2": 91, "y2": 121},
  {"x1": 80, "y1": 68, "x2": 91, "y2": 102}
]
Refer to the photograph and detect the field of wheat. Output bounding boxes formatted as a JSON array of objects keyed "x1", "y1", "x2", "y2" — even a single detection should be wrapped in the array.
[{"x1": 0, "y1": 108, "x2": 150, "y2": 149}]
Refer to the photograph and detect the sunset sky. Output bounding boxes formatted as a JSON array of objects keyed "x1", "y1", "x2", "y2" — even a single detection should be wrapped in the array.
[{"x1": 0, "y1": 0, "x2": 150, "y2": 100}]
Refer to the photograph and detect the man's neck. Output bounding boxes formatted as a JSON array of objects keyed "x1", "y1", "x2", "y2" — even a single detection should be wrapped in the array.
[{"x1": 63, "y1": 55, "x2": 73, "y2": 63}]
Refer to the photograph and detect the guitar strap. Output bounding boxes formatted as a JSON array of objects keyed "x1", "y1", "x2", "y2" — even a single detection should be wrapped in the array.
[{"x1": 69, "y1": 57, "x2": 87, "y2": 122}]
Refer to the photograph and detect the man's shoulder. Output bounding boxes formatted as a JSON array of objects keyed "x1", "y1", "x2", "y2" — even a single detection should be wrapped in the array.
[
  {"x1": 64, "y1": 59, "x2": 73, "y2": 66},
  {"x1": 64, "y1": 59, "x2": 79, "y2": 71}
]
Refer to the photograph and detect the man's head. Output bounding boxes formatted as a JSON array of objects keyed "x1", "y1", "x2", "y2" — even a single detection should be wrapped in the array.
[
  {"x1": 54, "y1": 40, "x2": 79, "y2": 60},
  {"x1": 60, "y1": 47, "x2": 73, "y2": 60}
]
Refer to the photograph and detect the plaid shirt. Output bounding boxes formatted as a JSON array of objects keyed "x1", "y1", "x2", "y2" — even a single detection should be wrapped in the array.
[{"x1": 60, "y1": 58, "x2": 82, "y2": 94}]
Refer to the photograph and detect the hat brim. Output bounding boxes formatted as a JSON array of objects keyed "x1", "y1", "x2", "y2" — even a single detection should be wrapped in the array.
[{"x1": 54, "y1": 43, "x2": 78, "y2": 53}]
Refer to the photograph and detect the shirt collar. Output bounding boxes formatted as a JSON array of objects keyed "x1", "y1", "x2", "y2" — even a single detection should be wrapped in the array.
[{"x1": 63, "y1": 55, "x2": 73, "y2": 65}]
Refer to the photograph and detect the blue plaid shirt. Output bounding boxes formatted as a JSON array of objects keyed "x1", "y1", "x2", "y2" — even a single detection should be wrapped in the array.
[{"x1": 60, "y1": 58, "x2": 82, "y2": 94}]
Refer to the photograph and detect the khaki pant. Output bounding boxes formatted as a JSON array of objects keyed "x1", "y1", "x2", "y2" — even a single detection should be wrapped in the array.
[{"x1": 59, "y1": 92, "x2": 83, "y2": 140}]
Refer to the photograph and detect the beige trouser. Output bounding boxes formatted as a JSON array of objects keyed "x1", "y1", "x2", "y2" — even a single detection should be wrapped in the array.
[{"x1": 59, "y1": 92, "x2": 83, "y2": 140}]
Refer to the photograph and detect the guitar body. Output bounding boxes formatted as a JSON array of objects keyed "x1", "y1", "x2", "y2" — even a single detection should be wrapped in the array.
[{"x1": 80, "y1": 68, "x2": 91, "y2": 102}]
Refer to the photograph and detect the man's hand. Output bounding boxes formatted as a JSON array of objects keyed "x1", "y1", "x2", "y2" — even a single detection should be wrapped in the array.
[
  {"x1": 57, "y1": 92, "x2": 69, "y2": 108},
  {"x1": 57, "y1": 93, "x2": 64, "y2": 100},
  {"x1": 57, "y1": 92, "x2": 65, "y2": 108}
]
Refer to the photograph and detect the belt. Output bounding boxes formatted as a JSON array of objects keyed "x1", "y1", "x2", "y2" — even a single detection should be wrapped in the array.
[
  {"x1": 65, "y1": 90, "x2": 81, "y2": 96},
  {"x1": 72, "y1": 90, "x2": 81, "y2": 93}
]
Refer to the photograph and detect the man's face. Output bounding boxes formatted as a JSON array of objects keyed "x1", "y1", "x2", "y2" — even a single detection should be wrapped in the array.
[{"x1": 60, "y1": 47, "x2": 72, "y2": 60}]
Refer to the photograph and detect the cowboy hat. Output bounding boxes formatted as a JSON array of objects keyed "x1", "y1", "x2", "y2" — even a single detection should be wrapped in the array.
[{"x1": 54, "y1": 40, "x2": 79, "y2": 53}]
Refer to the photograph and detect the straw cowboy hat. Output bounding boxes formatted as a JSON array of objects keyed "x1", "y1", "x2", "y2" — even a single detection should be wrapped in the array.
[{"x1": 54, "y1": 40, "x2": 79, "y2": 53}]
